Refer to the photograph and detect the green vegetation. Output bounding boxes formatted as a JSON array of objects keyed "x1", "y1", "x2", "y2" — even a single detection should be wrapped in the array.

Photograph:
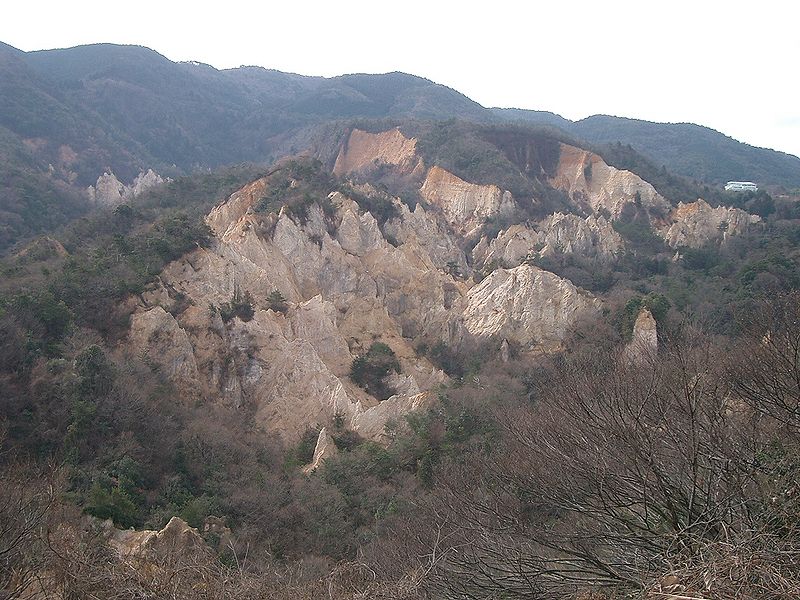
[
  {"x1": 350, "y1": 342, "x2": 401, "y2": 400},
  {"x1": 413, "y1": 121, "x2": 544, "y2": 201},
  {"x1": 254, "y1": 160, "x2": 337, "y2": 227},
  {"x1": 283, "y1": 425, "x2": 323, "y2": 469},
  {"x1": 218, "y1": 288, "x2": 255, "y2": 323},
  {"x1": 338, "y1": 183, "x2": 399, "y2": 226},
  {"x1": 266, "y1": 289, "x2": 288, "y2": 313}
]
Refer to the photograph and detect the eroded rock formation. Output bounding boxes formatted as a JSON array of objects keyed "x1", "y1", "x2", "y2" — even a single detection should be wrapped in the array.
[
  {"x1": 87, "y1": 169, "x2": 166, "y2": 206},
  {"x1": 124, "y1": 151, "x2": 601, "y2": 442},
  {"x1": 550, "y1": 144, "x2": 671, "y2": 219},
  {"x1": 121, "y1": 129, "x2": 744, "y2": 445},
  {"x1": 109, "y1": 516, "x2": 208, "y2": 560},
  {"x1": 463, "y1": 264, "x2": 601, "y2": 350},
  {"x1": 421, "y1": 166, "x2": 516, "y2": 236},
  {"x1": 658, "y1": 199, "x2": 761, "y2": 248},
  {"x1": 471, "y1": 212, "x2": 623, "y2": 269},
  {"x1": 623, "y1": 307, "x2": 658, "y2": 362},
  {"x1": 333, "y1": 128, "x2": 424, "y2": 177},
  {"x1": 303, "y1": 427, "x2": 338, "y2": 473}
]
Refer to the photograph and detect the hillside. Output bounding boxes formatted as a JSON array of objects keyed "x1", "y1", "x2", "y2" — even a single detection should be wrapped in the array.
[
  {"x1": 493, "y1": 108, "x2": 800, "y2": 187},
  {"x1": 2, "y1": 41, "x2": 799, "y2": 253},
  {"x1": 2, "y1": 121, "x2": 799, "y2": 597}
]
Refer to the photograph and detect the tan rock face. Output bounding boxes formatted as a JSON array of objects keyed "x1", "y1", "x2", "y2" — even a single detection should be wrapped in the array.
[
  {"x1": 206, "y1": 177, "x2": 269, "y2": 238},
  {"x1": 302, "y1": 427, "x2": 338, "y2": 474},
  {"x1": 623, "y1": 307, "x2": 658, "y2": 362},
  {"x1": 109, "y1": 516, "x2": 208, "y2": 560},
  {"x1": 420, "y1": 166, "x2": 516, "y2": 236},
  {"x1": 127, "y1": 181, "x2": 460, "y2": 441},
  {"x1": 122, "y1": 137, "x2": 625, "y2": 443},
  {"x1": 126, "y1": 174, "x2": 599, "y2": 441},
  {"x1": 87, "y1": 169, "x2": 166, "y2": 206},
  {"x1": 550, "y1": 144, "x2": 671, "y2": 219},
  {"x1": 333, "y1": 128, "x2": 423, "y2": 177},
  {"x1": 471, "y1": 224, "x2": 540, "y2": 268},
  {"x1": 384, "y1": 200, "x2": 467, "y2": 271},
  {"x1": 128, "y1": 307, "x2": 199, "y2": 388},
  {"x1": 463, "y1": 264, "x2": 601, "y2": 350},
  {"x1": 472, "y1": 213, "x2": 623, "y2": 269},
  {"x1": 658, "y1": 198, "x2": 760, "y2": 248},
  {"x1": 537, "y1": 213, "x2": 623, "y2": 259}
]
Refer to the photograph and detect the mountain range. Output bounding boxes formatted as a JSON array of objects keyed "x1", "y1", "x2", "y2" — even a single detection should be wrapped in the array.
[
  {"x1": 1, "y1": 40, "x2": 799, "y2": 251},
  {"x1": 2, "y1": 38, "x2": 800, "y2": 600}
]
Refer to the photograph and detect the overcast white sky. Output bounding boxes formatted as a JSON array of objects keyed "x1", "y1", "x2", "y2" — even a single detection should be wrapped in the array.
[{"x1": 3, "y1": 1, "x2": 798, "y2": 158}]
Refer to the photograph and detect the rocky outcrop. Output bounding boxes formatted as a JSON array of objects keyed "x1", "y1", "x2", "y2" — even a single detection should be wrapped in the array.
[
  {"x1": 384, "y1": 199, "x2": 467, "y2": 272},
  {"x1": 333, "y1": 128, "x2": 424, "y2": 177},
  {"x1": 87, "y1": 172, "x2": 125, "y2": 205},
  {"x1": 109, "y1": 516, "x2": 208, "y2": 560},
  {"x1": 472, "y1": 212, "x2": 623, "y2": 269},
  {"x1": 471, "y1": 224, "x2": 540, "y2": 268},
  {"x1": 130, "y1": 169, "x2": 166, "y2": 196},
  {"x1": 420, "y1": 166, "x2": 516, "y2": 236},
  {"x1": 129, "y1": 178, "x2": 460, "y2": 441},
  {"x1": 658, "y1": 199, "x2": 760, "y2": 248},
  {"x1": 623, "y1": 308, "x2": 658, "y2": 362},
  {"x1": 302, "y1": 427, "x2": 338, "y2": 473},
  {"x1": 550, "y1": 144, "x2": 671, "y2": 219},
  {"x1": 206, "y1": 177, "x2": 269, "y2": 238},
  {"x1": 128, "y1": 306, "x2": 199, "y2": 387},
  {"x1": 87, "y1": 169, "x2": 166, "y2": 206},
  {"x1": 537, "y1": 213, "x2": 623, "y2": 259},
  {"x1": 122, "y1": 141, "x2": 634, "y2": 443},
  {"x1": 353, "y1": 391, "x2": 434, "y2": 439},
  {"x1": 462, "y1": 264, "x2": 601, "y2": 350}
]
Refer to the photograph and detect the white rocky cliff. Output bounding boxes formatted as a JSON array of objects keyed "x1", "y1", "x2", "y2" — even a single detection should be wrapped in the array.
[
  {"x1": 471, "y1": 213, "x2": 624, "y2": 269},
  {"x1": 658, "y1": 199, "x2": 761, "y2": 248},
  {"x1": 420, "y1": 166, "x2": 516, "y2": 237},
  {"x1": 463, "y1": 264, "x2": 601, "y2": 350},
  {"x1": 124, "y1": 128, "x2": 606, "y2": 444},
  {"x1": 623, "y1": 307, "x2": 658, "y2": 363},
  {"x1": 549, "y1": 144, "x2": 672, "y2": 219},
  {"x1": 88, "y1": 169, "x2": 167, "y2": 206}
]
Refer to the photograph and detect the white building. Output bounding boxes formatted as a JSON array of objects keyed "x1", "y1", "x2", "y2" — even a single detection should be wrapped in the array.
[{"x1": 725, "y1": 181, "x2": 758, "y2": 192}]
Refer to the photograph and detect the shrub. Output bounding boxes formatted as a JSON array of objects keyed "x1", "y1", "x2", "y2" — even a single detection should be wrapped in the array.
[
  {"x1": 350, "y1": 342, "x2": 400, "y2": 400},
  {"x1": 285, "y1": 425, "x2": 322, "y2": 469},
  {"x1": 219, "y1": 288, "x2": 255, "y2": 322},
  {"x1": 682, "y1": 246, "x2": 721, "y2": 271},
  {"x1": 75, "y1": 345, "x2": 115, "y2": 398},
  {"x1": 84, "y1": 481, "x2": 141, "y2": 528},
  {"x1": 338, "y1": 184, "x2": 398, "y2": 226},
  {"x1": 266, "y1": 290, "x2": 288, "y2": 314}
]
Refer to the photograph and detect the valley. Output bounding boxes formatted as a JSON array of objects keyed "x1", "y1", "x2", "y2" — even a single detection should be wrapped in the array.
[{"x1": 1, "y1": 42, "x2": 799, "y2": 600}]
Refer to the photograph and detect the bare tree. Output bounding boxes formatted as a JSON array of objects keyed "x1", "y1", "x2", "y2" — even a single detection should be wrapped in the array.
[
  {"x1": 400, "y1": 327, "x2": 798, "y2": 598},
  {"x1": 728, "y1": 291, "x2": 800, "y2": 434},
  {"x1": 0, "y1": 452, "x2": 59, "y2": 600}
]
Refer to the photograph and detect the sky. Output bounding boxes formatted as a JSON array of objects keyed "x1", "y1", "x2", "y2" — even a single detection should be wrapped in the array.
[{"x1": 2, "y1": 0, "x2": 799, "y2": 158}]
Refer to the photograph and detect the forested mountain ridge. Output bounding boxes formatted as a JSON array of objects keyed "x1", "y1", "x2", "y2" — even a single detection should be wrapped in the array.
[
  {"x1": 2, "y1": 119, "x2": 799, "y2": 598},
  {"x1": 493, "y1": 108, "x2": 800, "y2": 187},
  {"x1": 2, "y1": 41, "x2": 799, "y2": 252}
]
